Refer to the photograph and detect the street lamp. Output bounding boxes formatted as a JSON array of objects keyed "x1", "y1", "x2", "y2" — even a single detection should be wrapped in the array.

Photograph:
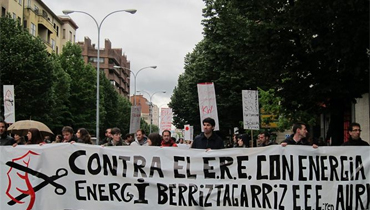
[
  {"x1": 63, "y1": 9, "x2": 136, "y2": 145},
  {"x1": 113, "y1": 65, "x2": 157, "y2": 105},
  {"x1": 137, "y1": 90, "x2": 166, "y2": 133}
]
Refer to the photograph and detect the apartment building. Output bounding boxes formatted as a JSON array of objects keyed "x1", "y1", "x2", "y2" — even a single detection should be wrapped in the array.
[
  {"x1": 131, "y1": 95, "x2": 160, "y2": 127},
  {"x1": 0, "y1": 0, "x2": 78, "y2": 54},
  {"x1": 78, "y1": 37, "x2": 131, "y2": 98}
]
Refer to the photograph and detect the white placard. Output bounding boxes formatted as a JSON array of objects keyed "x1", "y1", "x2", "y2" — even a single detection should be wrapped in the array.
[
  {"x1": 184, "y1": 124, "x2": 193, "y2": 141},
  {"x1": 3, "y1": 85, "x2": 15, "y2": 123},
  {"x1": 197, "y1": 83, "x2": 219, "y2": 131},
  {"x1": 160, "y1": 108, "x2": 172, "y2": 134},
  {"x1": 129, "y1": 105, "x2": 141, "y2": 133},
  {"x1": 242, "y1": 90, "x2": 259, "y2": 130}
]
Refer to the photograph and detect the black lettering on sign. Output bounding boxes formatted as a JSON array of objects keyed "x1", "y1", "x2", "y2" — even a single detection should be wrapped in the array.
[
  {"x1": 157, "y1": 183, "x2": 168, "y2": 204},
  {"x1": 70, "y1": 150, "x2": 86, "y2": 175},
  {"x1": 103, "y1": 154, "x2": 117, "y2": 176},
  {"x1": 173, "y1": 156, "x2": 186, "y2": 178},
  {"x1": 149, "y1": 156, "x2": 164, "y2": 178},
  {"x1": 173, "y1": 156, "x2": 196, "y2": 179},
  {"x1": 203, "y1": 157, "x2": 216, "y2": 179},
  {"x1": 298, "y1": 156, "x2": 307, "y2": 181},
  {"x1": 250, "y1": 185, "x2": 262, "y2": 208},
  {"x1": 237, "y1": 156, "x2": 249, "y2": 179},
  {"x1": 219, "y1": 157, "x2": 233, "y2": 179},
  {"x1": 133, "y1": 156, "x2": 147, "y2": 178},
  {"x1": 75, "y1": 180, "x2": 86, "y2": 200},
  {"x1": 119, "y1": 156, "x2": 130, "y2": 177},
  {"x1": 292, "y1": 185, "x2": 300, "y2": 210},
  {"x1": 88, "y1": 153, "x2": 101, "y2": 175},
  {"x1": 134, "y1": 178, "x2": 149, "y2": 204},
  {"x1": 240, "y1": 184, "x2": 249, "y2": 207},
  {"x1": 256, "y1": 156, "x2": 267, "y2": 180},
  {"x1": 261, "y1": 183, "x2": 272, "y2": 209},
  {"x1": 178, "y1": 184, "x2": 188, "y2": 206},
  {"x1": 270, "y1": 155, "x2": 280, "y2": 180}
]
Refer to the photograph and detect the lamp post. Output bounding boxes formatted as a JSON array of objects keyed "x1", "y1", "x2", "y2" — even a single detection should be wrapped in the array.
[
  {"x1": 62, "y1": 9, "x2": 136, "y2": 144},
  {"x1": 137, "y1": 90, "x2": 166, "y2": 133},
  {"x1": 113, "y1": 66, "x2": 157, "y2": 105}
]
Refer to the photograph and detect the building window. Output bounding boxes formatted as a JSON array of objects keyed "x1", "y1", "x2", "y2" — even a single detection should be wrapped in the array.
[
  {"x1": 42, "y1": 10, "x2": 47, "y2": 19},
  {"x1": 2, "y1": 7, "x2": 6, "y2": 17},
  {"x1": 30, "y1": 23, "x2": 36, "y2": 36},
  {"x1": 34, "y1": 5, "x2": 39, "y2": 14},
  {"x1": 69, "y1": 31, "x2": 72, "y2": 41},
  {"x1": 27, "y1": 0, "x2": 31, "y2": 7},
  {"x1": 12, "y1": 13, "x2": 16, "y2": 19},
  {"x1": 51, "y1": 39, "x2": 55, "y2": 51},
  {"x1": 88, "y1": 57, "x2": 104, "y2": 63},
  {"x1": 62, "y1": 29, "x2": 65, "y2": 39},
  {"x1": 18, "y1": 0, "x2": 22, "y2": 5}
]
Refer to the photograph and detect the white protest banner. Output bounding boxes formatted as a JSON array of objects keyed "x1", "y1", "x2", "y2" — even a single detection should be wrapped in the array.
[
  {"x1": 197, "y1": 83, "x2": 219, "y2": 131},
  {"x1": 160, "y1": 108, "x2": 172, "y2": 134},
  {"x1": 3, "y1": 85, "x2": 15, "y2": 123},
  {"x1": 1, "y1": 144, "x2": 369, "y2": 210},
  {"x1": 129, "y1": 105, "x2": 141, "y2": 133},
  {"x1": 242, "y1": 90, "x2": 259, "y2": 130}
]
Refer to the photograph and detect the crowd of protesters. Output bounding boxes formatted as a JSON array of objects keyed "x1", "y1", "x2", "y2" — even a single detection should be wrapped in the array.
[{"x1": 0, "y1": 118, "x2": 368, "y2": 148}]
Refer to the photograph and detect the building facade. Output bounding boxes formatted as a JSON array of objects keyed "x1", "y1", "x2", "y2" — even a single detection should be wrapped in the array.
[
  {"x1": 130, "y1": 95, "x2": 160, "y2": 127},
  {"x1": 78, "y1": 37, "x2": 131, "y2": 98},
  {"x1": 0, "y1": 0, "x2": 78, "y2": 54}
]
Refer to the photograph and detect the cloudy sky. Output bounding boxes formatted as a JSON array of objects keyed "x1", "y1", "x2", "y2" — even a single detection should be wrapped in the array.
[{"x1": 43, "y1": 0, "x2": 205, "y2": 107}]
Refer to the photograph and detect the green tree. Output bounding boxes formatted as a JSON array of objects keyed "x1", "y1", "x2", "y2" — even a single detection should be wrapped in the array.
[
  {"x1": 58, "y1": 42, "x2": 96, "y2": 131},
  {"x1": 0, "y1": 16, "x2": 55, "y2": 124},
  {"x1": 48, "y1": 54, "x2": 72, "y2": 131},
  {"x1": 170, "y1": 0, "x2": 369, "y2": 141},
  {"x1": 100, "y1": 74, "x2": 132, "y2": 135}
]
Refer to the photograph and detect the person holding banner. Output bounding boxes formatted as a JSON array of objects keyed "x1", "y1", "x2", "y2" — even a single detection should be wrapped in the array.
[
  {"x1": 0, "y1": 120, "x2": 14, "y2": 146},
  {"x1": 26, "y1": 128, "x2": 44, "y2": 144},
  {"x1": 147, "y1": 132, "x2": 162, "y2": 146},
  {"x1": 124, "y1": 133, "x2": 134, "y2": 145},
  {"x1": 130, "y1": 129, "x2": 148, "y2": 146},
  {"x1": 76, "y1": 128, "x2": 93, "y2": 144},
  {"x1": 191, "y1": 117, "x2": 224, "y2": 150},
  {"x1": 236, "y1": 134, "x2": 249, "y2": 148},
  {"x1": 257, "y1": 132, "x2": 274, "y2": 147},
  {"x1": 342, "y1": 122, "x2": 369, "y2": 146},
  {"x1": 105, "y1": 127, "x2": 127, "y2": 146},
  {"x1": 161, "y1": 130, "x2": 177, "y2": 147},
  {"x1": 281, "y1": 122, "x2": 318, "y2": 148},
  {"x1": 62, "y1": 126, "x2": 78, "y2": 143}
]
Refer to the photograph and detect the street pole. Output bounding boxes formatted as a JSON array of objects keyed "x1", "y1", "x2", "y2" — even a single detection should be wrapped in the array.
[
  {"x1": 137, "y1": 90, "x2": 166, "y2": 133},
  {"x1": 114, "y1": 66, "x2": 157, "y2": 105},
  {"x1": 63, "y1": 9, "x2": 136, "y2": 144}
]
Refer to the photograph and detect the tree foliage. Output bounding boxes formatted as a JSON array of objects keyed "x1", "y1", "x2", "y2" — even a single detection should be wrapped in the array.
[
  {"x1": 0, "y1": 16, "x2": 134, "y2": 139},
  {"x1": 58, "y1": 42, "x2": 96, "y2": 130},
  {"x1": 170, "y1": 0, "x2": 369, "y2": 137},
  {"x1": 0, "y1": 16, "x2": 55, "y2": 124}
]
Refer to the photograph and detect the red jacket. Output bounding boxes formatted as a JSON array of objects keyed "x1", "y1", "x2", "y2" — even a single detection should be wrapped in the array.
[{"x1": 161, "y1": 140, "x2": 178, "y2": 147}]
